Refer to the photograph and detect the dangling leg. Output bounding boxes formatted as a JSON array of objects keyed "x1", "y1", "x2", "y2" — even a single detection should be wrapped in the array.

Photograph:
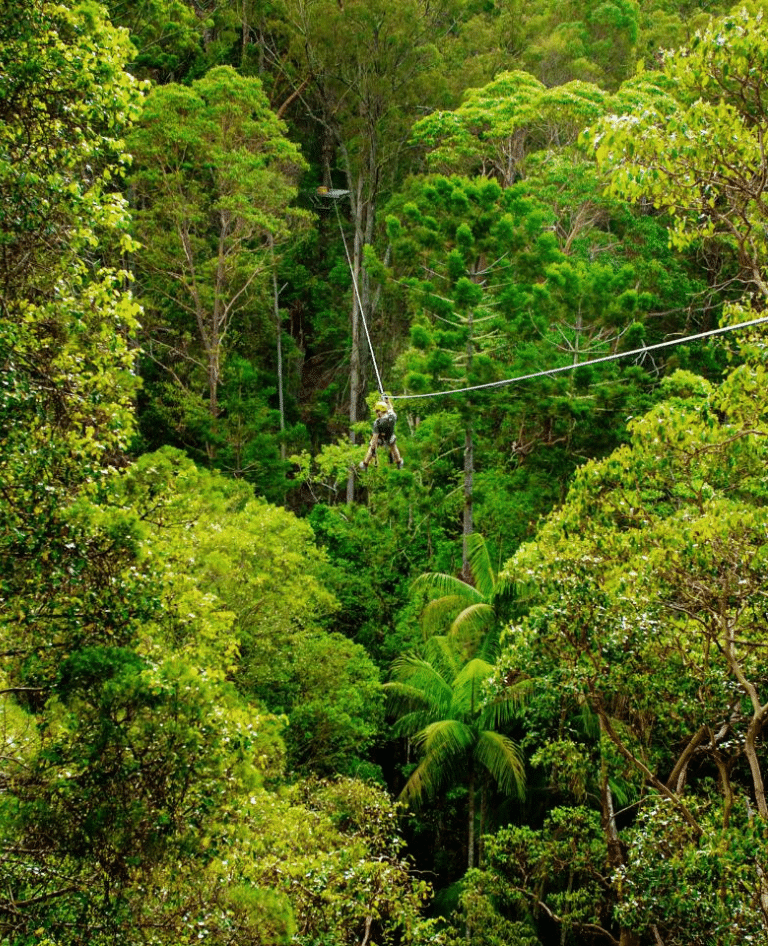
[
  {"x1": 359, "y1": 433, "x2": 379, "y2": 469},
  {"x1": 389, "y1": 438, "x2": 403, "y2": 469}
]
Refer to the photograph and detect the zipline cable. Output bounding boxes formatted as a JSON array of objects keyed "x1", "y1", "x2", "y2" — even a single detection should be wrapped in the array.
[
  {"x1": 319, "y1": 189, "x2": 768, "y2": 405},
  {"x1": 388, "y1": 314, "x2": 768, "y2": 401},
  {"x1": 333, "y1": 198, "x2": 386, "y2": 397}
]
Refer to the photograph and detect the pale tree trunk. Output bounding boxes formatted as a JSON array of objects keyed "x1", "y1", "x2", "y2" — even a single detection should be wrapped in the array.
[
  {"x1": 272, "y1": 257, "x2": 286, "y2": 461},
  {"x1": 178, "y1": 218, "x2": 218, "y2": 420},
  {"x1": 478, "y1": 778, "x2": 486, "y2": 868},
  {"x1": 270, "y1": 237, "x2": 286, "y2": 460},
  {"x1": 462, "y1": 422, "x2": 474, "y2": 581},
  {"x1": 207, "y1": 349, "x2": 220, "y2": 420},
  {"x1": 467, "y1": 760, "x2": 476, "y2": 870},
  {"x1": 721, "y1": 620, "x2": 768, "y2": 932},
  {"x1": 204, "y1": 209, "x2": 231, "y2": 424},
  {"x1": 466, "y1": 760, "x2": 476, "y2": 943},
  {"x1": 341, "y1": 147, "x2": 376, "y2": 504},
  {"x1": 462, "y1": 309, "x2": 474, "y2": 582},
  {"x1": 599, "y1": 715, "x2": 641, "y2": 946},
  {"x1": 345, "y1": 179, "x2": 363, "y2": 504},
  {"x1": 723, "y1": 621, "x2": 768, "y2": 817},
  {"x1": 237, "y1": 0, "x2": 250, "y2": 67}
]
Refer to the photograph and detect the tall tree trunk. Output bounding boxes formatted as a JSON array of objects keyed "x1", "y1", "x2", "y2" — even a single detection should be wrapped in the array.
[
  {"x1": 343, "y1": 159, "x2": 374, "y2": 503},
  {"x1": 467, "y1": 760, "x2": 476, "y2": 870},
  {"x1": 600, "y1": 715, "x2": 641, "y2": 946},
  {"x1": 462, "y1": 421, "x2": 474, "y2": 581},
  {"x1": 462, "y1": 309, "x2": 475, "y2": 582},
  {"x1": 466, "y1": 760, "x2": 476, "y2": 943},
  {"x1": 272, "y1": 245, "x2": 286, "y2": 461},
  {"x1": 478, "y1": 778, "x2": 487, "y2": 868},
  {"x1": 207, "y1": 351, "x2": 220, "y2": 420},
  {"x1": 344, "y1": 168, "x2": 363, "y2": 503}
]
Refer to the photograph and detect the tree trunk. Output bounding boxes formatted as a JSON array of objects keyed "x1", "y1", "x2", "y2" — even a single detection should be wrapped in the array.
[
  {"x1": 462, "y1": 309, "x2": 474, "y2": 582},
  {"x1": 600, "y1": 715, "x2": 642, "y2": 946},
  {"x1": 345, "y1": 170, "x2": 367, "y2": 504},
  {"x1": 466, "y1": 760, "x2": 476, "y2": 943},
  {"x1": 271, "y1": 241, "x2": 286, "y2": 461},
  {"x1": 462, "y1": 422, "x2": 474, "y2": 582},
  {"x1": 467, "y1": 760, "x2": 475, "y2": 870},
  {"x1": 478, "y1": 778, "x2": 486, "y2": 868}
]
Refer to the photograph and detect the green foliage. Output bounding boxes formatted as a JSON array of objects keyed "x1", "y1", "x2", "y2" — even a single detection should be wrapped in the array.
[
  {"x1": 387, "y1": 633, "x2": 526, "y2": 804},
  {"x1": 9, "y1": 2, "x2": 768, "y2": 945},
  {"x1": 385, "y1": 630, "x2": 527, "y2": 874},
  {"x1": 249, "y1": 777, "x2": 433, "y2": 946},
  {"x1": 0, "y1": 0, "x2": 146, "y2": 688},
  {"x1": 120, "y1": 447, "x2": 383, "y2": 776},
  {"x1": 105, "y1": 0, "x2": 218, "y2": 83},
  {"x1": 374, "y1": 166, "x2": 694, "y2": 561},
  {"x1": 452, "y1": 808, "x2": 608, "y2": 943},
  {"x1": 412, "y1": 533, "x2": 515, "y2": 655},
  {"x1": 519, "y1": 0, "x2": 640, "y2": 87},
  {"x1": 588, "y1": 7, "x2": 768, "y2": 298},
  {"x1": 411, "y1": 70, "x2": 608, "y2": 184},
  {"x1": 615, "y1": 797, "x2": 768, "y2": 946},
  {"x1": 128, "y1": 65, "x2": 309, "y2": 469},
  {"x1": 493, "y1": 319, "x2": 768, "y2": 941}
]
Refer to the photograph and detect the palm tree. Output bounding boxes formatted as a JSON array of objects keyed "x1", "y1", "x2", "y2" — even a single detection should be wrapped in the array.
[
  {"x1": 385, "y1": 632, "x2": 527, "y2": 869},
  {"x1": 412, "y1": 533, "x2": 513, "y2": 654}
]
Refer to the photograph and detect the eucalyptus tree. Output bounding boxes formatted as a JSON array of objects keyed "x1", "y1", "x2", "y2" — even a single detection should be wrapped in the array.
[
  {"x1": 517, "y1": 0, "x2": 640, "y2": 89},
  {"x1": 103, "y1": 0, "x2": 211, "y2": 82},
  {"x1": 410, "y1": 70, "x2": 609, "y2": 187},
  {"x1": 128, "y1": 65, "x2": 308, "y2": 463},
  {"x1": 278, "y1": 0, "x2": 469, "y2": 500},
  {"x1": 587, "y1": 7, "x2": 768, "y2": 303},
  {"x1": 386, "y1": 633, "x2": 527, "y2": 870}
]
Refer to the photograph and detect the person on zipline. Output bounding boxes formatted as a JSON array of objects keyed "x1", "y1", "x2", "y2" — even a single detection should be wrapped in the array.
[{"x1": 360, "y1": 397, "x2": 404, "y2": 469}]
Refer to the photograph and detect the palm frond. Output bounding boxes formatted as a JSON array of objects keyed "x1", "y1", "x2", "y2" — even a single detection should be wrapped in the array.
[
  {"x1": 453, "y1": 657, "x2": 495, "y2": 716},
  {"x1": 475, "y1": 625, "x2": 502, "y2": 663},
  {"x1": 421, "y1": 595, "x2": 468, "y2": 638},
  {"x1": 399, "y1": 754, "x2": 450, "y2": 805},
  {"x1": 476, "y1": 730, "x2": 526, "y2": 798},
  {"x1": 415, "y1": 718, "x2": 475, "y2": 756},
  {"x1": 413, "y1": 571, "x2": 485, "y2": 604},
  {"x1": 388, "y1": 707, "x2": 446, "y2": 739},
  {"x1": 400, "y1": 721, "x2": 474, "y2": 805},
  {"x1": 383, "y1": 680, "x2": 442, "y2": 718},
  {"x1": 422, "y1": 634, "x2": 463, "y2": 683},
  {"x1": 479, "y1": 676, "x2": 534, "y2": 729},
  {"x1": 466, "y1": 532, "x2": 496, "y2": 601},
  {"x1": 387, "y1": 657, "x2": 454, "y2": 716},
  {"x1": 450, "y1": 602, "x2": 495, "y2": 647},
  {"x1": 492, "y1": 571, "x2": 514, "y2": 602}
]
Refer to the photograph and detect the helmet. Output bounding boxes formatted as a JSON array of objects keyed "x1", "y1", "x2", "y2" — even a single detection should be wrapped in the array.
[{"x1": 374, "y1": 401, "x2": 388, "y2": 413}]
